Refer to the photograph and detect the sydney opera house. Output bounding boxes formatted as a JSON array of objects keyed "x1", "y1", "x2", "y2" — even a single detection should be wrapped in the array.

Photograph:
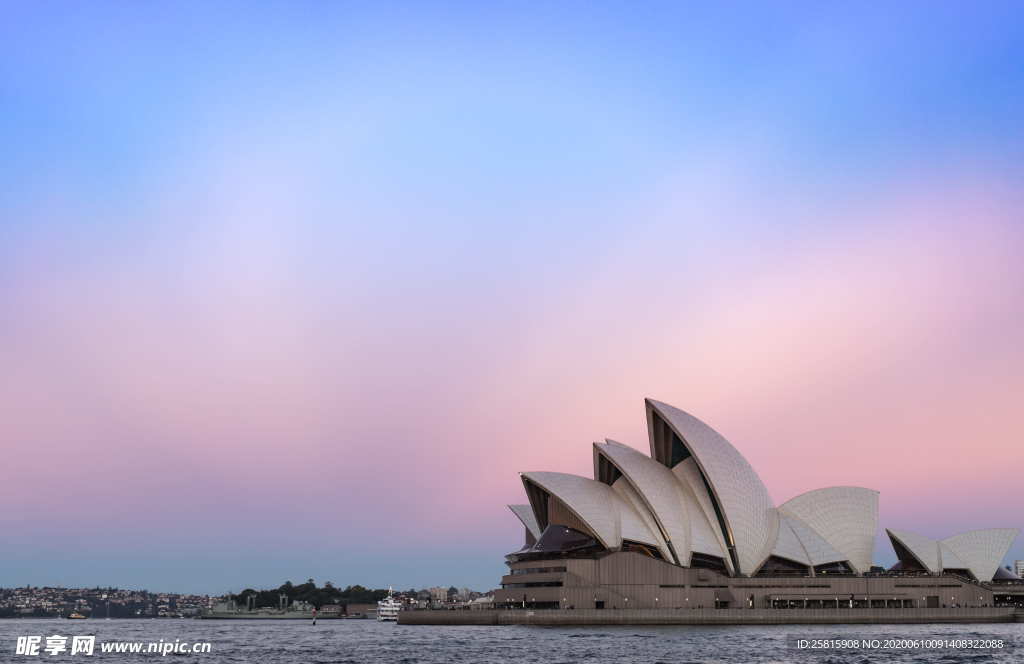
[{"x1": 492, "y1": 399, "x2": 1022, "y2": 611}]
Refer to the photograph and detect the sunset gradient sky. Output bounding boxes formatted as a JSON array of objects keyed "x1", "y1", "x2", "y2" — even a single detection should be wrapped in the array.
[{"x1": 2, "y1": 2, "x2": 1023, "y2": 593}]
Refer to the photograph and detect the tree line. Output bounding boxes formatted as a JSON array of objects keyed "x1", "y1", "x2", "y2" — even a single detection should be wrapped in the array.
[{"x1": 231, "y1": 579, "x2": 389, "y2": 609}]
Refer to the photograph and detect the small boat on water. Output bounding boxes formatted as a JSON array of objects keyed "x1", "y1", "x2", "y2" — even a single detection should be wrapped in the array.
[
  {"x1": 376, "y1": 588, "x2": 400, "y2": 622},
  {"x1": 66, "y1": 613, "x2": 87, "y2": 620}
]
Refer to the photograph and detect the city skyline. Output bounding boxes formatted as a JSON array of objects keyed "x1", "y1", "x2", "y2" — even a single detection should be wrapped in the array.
[
  {"x1": 2, "y1": 2, "x2": 1024, "y2": 593},
  {"x1": 0, "y1": 581, "x2": 483, "y2": 619}
]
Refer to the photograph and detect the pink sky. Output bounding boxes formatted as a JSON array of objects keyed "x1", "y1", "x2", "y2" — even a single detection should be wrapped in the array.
[
  {"x1": 3, "y1": 2, "x2": 1023, "y2": 591},
  {"x1": 2, "y1": 168, "x2": 1022, "y2": 591}
]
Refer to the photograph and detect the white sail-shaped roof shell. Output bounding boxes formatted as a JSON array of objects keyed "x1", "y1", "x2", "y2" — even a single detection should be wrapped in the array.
[
  {"x1": 767, "y1": 511, "x2": 847, "y2": 568},
  {"x1": 941, "y1": 529, "x2": 1019, "y2": 582},
  {"x1": 610, "y1": 477, "x2": 668, "y2": 550},
  {"x1": 671, "y1": 457, "x2": 732, "y2": 567},
  {"x1": 887, "y1": 528, "x2": 1019, "y2": 581},
  {"x1": 508, "y1": 504, "x2": 541, "y2": 540},
  {"x1": 647, "y1": 399, "x2": 775, "y2": 575},
  {"x1": 771, "y1": 515, "x2": 811, "y2": 565},
  {"x1": 887, "y1": 529, "x2": 940, "y2": 573},
  {"x1": 779, "y1": 486, "x2": 878, "y2": 573},
  {"x1": 785, "y1": 514, "x2": 845, "y2": 566},
  {"x1": 938, "y1": 541, "x2": 968, "y2": 571},
  {"x1": 594, "y1": 440, "x2": 693, "y2": 565},
  {"x1": 520, "y1": 471, "x2": 659, "y2": 550}
]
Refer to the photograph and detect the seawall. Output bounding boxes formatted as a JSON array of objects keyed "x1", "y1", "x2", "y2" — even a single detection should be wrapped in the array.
[{"x1": 399, "y1": 607, "x2": 1019, "y2": 626}]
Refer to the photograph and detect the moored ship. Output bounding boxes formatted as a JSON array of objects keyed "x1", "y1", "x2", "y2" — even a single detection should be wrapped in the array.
[{"x1": 377, "y1": 588, "x2": 400, "y2": 621}]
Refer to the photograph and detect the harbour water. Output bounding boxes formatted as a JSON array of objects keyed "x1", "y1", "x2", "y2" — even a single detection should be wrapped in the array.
[{"x1": 0, "y1": 618, "x2": 1019, "y2": 662}]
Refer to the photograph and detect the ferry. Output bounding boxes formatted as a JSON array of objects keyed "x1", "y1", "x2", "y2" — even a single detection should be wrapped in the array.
[
  {"x1": 376, "y1": 588, "x2": 400, "y2": 622},
  {"x1": 66, "y1": 612, "x2": 87, "y2": 620}
]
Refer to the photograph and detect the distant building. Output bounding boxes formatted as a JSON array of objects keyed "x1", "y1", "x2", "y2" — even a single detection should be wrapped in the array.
[
  {"x1": 428, "y1": 587, "x2": 448, "y2": 604},
  {"x1": 1015, "y1": 560, "x2": 1024, "y2": 578},
  {"x1": 319, "y1": 604, "x2": 341, "y2": 615},
  {"x1": 469, "y1": 596, "x2": 493, "y2": 610}
]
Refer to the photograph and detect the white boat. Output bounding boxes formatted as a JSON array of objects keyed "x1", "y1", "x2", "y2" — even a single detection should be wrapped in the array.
[{"x1": 377, "y1": 587, "x2": 400, "y2": 622}]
